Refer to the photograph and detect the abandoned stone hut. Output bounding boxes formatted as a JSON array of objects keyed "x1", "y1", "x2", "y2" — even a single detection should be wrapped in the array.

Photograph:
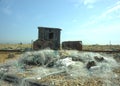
[
  {"x1": 33, "y1": 27, "x2": 61, "y2": 50},
  {"x1": 62, "y1": 41, "x2": 82, "y2": 50}
]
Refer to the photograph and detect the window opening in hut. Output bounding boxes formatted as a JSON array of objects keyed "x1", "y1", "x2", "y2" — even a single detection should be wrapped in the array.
[{"x1": 49, "y1": 32, "x2": 54, "y2": 39}]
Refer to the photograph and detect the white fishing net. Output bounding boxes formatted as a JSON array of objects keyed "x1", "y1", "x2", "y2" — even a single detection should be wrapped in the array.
[{"x1": 0, "y1": 49, "x2": 119, "y2": 86}]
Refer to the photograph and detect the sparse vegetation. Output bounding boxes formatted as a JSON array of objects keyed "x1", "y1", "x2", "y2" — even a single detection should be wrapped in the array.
[
  {"x1": 7, "y1": 53, "x2": 15, "y2": 58},
  {"x1": 83, "y1": 44, "x2": 120, "y2": 51},
  {"x1": 0, "y1": 43, "x2": 31, "y2": 50}
]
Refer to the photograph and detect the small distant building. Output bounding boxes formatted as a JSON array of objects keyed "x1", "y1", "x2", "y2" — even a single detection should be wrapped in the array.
[
  {"x1": 62, "y1": 41, "x2": 82, "y2": 51},
  {"x1": 33, "y1": 27, "x2": 61, "y2": 50}
]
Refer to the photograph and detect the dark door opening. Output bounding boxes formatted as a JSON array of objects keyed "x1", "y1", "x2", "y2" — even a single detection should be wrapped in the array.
[{"x1": 49, "y1": 32, "x2": 54, "y2": 39}]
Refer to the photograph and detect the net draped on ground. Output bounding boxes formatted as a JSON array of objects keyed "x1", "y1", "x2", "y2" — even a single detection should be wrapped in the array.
[{"x1": 0, "y1": 49, "x2": 120, "y2": 86}]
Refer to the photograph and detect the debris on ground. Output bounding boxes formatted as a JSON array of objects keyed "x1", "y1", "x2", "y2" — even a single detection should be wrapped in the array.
[{"x1": 0, "y1": 49, "x2": 120, "y2": 86}]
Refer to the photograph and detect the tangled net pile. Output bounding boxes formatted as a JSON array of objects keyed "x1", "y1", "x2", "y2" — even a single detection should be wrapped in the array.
[{"x1": 0, "y1": 49, "x2": 120, "y2": 86}]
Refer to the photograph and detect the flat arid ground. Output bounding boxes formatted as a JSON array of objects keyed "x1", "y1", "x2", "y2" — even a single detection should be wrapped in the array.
[
  {"x1": 0, "y1": 44, "x2": 31, "y2": 63},
  {"x1": 0, "y1": 44, "x2": 119, "y2": 63},
  {"x1": 0, "y1": 44, "x2": 120, "y2": 86}
]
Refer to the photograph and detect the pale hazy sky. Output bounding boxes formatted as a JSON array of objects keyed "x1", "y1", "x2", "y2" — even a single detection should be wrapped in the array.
[{"x1": 0, "y1": 0, "x2": 120, "y2": 44}]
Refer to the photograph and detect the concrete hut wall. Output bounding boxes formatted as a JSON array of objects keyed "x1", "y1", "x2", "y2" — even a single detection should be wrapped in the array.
[
  {"x1": 33, "y1": 27, "x2": 61, "y2": 50},
  {"x1": 62, "y1": 41, "x2": 82, "y2": 51}
]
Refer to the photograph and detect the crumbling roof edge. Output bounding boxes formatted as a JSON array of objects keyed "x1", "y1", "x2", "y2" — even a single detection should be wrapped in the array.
[
  {"x1": 62, "y1": 41, "x2": 82, "y2": 42},
  {"x1": 38, "y1": 26, "x2": 62, "y2": 30}
]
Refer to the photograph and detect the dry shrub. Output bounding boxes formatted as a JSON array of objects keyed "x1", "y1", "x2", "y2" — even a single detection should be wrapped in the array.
[
  {"x1": 7, "y1": 53, "x2": 15, "y2": 58},
  {"x1": 39, "y1": 74, "x2": 104, "y2": 86}
]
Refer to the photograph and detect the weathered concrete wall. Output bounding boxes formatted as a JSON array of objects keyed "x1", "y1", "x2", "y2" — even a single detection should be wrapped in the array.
[
  {"x1": 33, "y1": 39, "x2": 60, "y2": 50},
  {"x1": 33, "y1": 27, "x2": 61, "y2": 50},
  {"x1": 62, "y1": 41, "x2": 82, "y2": 51}
]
